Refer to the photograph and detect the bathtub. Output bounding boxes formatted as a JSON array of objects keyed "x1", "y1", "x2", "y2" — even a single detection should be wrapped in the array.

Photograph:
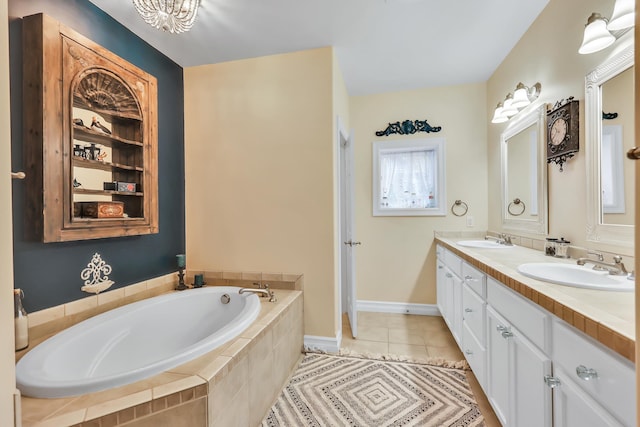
[{"x1": 16, "y1": 286, "x2": 261, "y2": 399}]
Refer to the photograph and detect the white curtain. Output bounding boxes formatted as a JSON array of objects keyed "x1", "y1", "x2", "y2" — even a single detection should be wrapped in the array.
[{"x1": 379, "y1": 149, "x2": 436, "y2": 209}]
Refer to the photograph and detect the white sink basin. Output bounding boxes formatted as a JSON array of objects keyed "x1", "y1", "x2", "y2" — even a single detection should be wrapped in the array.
[
  {"x1": 457, "y1": 240, "x2": 514, "y2": 249},
  {"x1": 517, "y1": 262, "x2": 634, "y2": 291}
]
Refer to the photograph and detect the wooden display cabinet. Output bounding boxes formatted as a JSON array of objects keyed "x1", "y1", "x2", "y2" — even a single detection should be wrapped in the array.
[{"x1": 22, "y1": 13, "x2": 158, "y2": 242}]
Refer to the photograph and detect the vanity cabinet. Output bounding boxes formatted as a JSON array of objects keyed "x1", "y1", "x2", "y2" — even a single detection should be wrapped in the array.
[
  {"x1": 22, "y1": 13, "x2": 158, "y2": 242},
  {"x1": 435, "y1": 244, "x2": 635, "y2": 427}
]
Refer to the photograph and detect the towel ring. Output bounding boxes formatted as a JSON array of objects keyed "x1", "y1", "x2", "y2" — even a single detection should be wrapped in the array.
[
  {"x1": 451, "y1": 200, "x2": 468, "y2": 217},
  {"x1": 508, "y1": 198, "x2": 526, "y2": 216}
]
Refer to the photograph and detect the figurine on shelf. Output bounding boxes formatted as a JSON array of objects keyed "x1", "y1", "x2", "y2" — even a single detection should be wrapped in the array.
[
  {"x1": 95, "y1": 151, "x2": 107, "y2": 161},
  {"x1": 72, "y1": 118, "x2": 91, "y2": 130},
  {"x1": 73, "y1": 178, "x2": 82, "y2": 188},
  {"x1": 91, "y1": 116, "x2": 111, "y2": 134}
]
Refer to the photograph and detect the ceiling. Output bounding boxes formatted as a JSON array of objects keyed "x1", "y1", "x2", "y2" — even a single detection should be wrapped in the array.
[{"x1": 87, "y1": 0, "x2": 550, "y2": 96}]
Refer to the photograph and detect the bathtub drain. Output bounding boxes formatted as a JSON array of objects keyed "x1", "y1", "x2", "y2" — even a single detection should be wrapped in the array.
[{"x1": 221, "y1": 294, "x2": 231, "y2": 304}]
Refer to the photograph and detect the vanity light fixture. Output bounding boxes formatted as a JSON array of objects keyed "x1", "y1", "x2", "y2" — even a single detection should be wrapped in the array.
[
  {"x1": 132, "y1": 0, "x2": 201, "y2": 33},
  {"x1": 501, "y1": 93, "x2": 519, "y2": 117},
  {"x1": 578, "y1": 13, "x2": 616, "y2": 54},
  {"x1": 491, "y1": 102, "x2": 508, "y2": 124},
  {"x1": 578, "y1": 0, "x2": 635, "y2": 55},
  {"x1": 608, "y1": 0, "x2": 635, "y2": 31},
  {"x1": 491, "y1": 82, "x2": 542, "y2": 124}
]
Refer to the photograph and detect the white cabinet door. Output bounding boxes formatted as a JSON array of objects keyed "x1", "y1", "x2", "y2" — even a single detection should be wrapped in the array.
[
  {"x1": 511, "y1": 323, "x2": 552, "y2": 427},
  {"x1": 439, "y1": 266, "x2": 461, "y2": 340},
  {"x1": 487, "y1": 306, "x2": 552, "y2": 427},
  {"x1": 487, "y1": 307, "x2": 510, "y2": 426},
  {"x1": 551, "y1": 367, "x2": 625, "y2": 427},
  {"x1": 450, "y1": 273, "x2": 463, "y2": 345},
  {"x1": 436, "y1": 259, "x2": 447, "y2": 317}
]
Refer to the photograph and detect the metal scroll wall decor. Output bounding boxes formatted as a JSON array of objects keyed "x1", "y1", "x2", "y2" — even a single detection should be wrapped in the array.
[{"x1": 375, "y1": 119, "x2": 442, "y2": 136}]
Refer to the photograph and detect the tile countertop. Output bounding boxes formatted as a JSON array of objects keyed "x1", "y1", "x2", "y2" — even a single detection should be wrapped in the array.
[{"x1": 435, "y1": 236, "x2": 635, "y2": 362}]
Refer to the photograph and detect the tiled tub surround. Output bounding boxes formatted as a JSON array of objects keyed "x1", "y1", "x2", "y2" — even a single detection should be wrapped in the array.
[
  {"x1": 435, "y1": 234, "x2": 634, "y2": 362},
  {"x1": 17, "y1": 272, "x2": 304, "y2": 427}
]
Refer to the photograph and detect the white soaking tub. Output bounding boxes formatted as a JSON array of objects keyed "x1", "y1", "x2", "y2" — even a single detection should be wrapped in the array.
[{"x1": 16, "y1": 286, "x2": 261, "y2": 398}]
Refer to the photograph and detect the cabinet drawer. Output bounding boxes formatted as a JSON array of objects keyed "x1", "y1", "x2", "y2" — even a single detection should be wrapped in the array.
[
  {"x1": 462, "y1": 322, "x2": 486, "y2": 389},
  {"x1": 462, "y1": 262, "x2": 486, "y2": 297},
  {"x1": 552, "y1": 320, "x2": 635, "y2": 426},
  {"x1": 444, "y1": 249, "x2": 463, "y2": 277},
  {"x1": 462, "y1": 284, "x2": 485, "y2": 345},
  {"x1": 436, "y1": 244, "x2": 444, "y2": 260},
  {"x1": 487, "y1": 277, "x2": 549, "y2": 352}
]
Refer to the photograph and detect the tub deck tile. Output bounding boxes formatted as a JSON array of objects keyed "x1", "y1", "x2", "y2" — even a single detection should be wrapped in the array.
[
  {"x1": 20, "y1": 289, "x2": 303, "y2": 427},
  {"x1": 152, "y1": 376, "x2": 206, "y2": 400}
]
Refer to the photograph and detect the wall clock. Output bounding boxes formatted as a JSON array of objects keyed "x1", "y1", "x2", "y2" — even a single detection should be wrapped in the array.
[{"x1": 547, "y1": 97, "x2": 579, "y2": 172}]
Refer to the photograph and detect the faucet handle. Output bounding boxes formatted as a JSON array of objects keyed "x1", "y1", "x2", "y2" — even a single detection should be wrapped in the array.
[
  {"x1": 587, "y1": 251, "x2": 604, "y2": 261},
  {"x1": 613, "y1": 255, "x2": 629, "y2": 274},
  {"x1": 253, "y1": 282, "x2": 264, "y2": 289}
]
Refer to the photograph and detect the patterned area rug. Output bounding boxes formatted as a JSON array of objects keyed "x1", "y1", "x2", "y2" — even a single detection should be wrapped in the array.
[{"x1": 262, "y1": 352, "x2": 485, "y2": 427}]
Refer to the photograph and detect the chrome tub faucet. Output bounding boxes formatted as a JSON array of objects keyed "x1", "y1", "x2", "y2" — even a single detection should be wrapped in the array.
[{"x1": 239, "y1": 284, "x2": 277, "y2": 302}]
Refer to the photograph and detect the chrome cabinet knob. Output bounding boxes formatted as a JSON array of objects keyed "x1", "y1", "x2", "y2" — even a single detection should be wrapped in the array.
[
  {"x1": 501, "y1": 330, "x2": 514, "y2": 339},
  {"x1": 576, "y1": 365, "x2": 598, "y2": 381},
  {"x1": 496, "y1": 325, "x2": 507, "y2": 332},
  {"x1": 544, "y1": 375, "x2": 561, "y2": 388},
  {"x1": 465, "y1": 349, "x2": 473, "y2": 355},
  {"x1": 464, "y1": 308, "x2": 473, "y2": 313},
  {"x1": 445, "y1": 273, "x2": 453, "y2": 278}
]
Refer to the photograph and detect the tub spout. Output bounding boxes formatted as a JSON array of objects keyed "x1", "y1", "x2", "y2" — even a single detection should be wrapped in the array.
[{"x1": 239, "y1": 286, "x2": 277, "y2": 302}]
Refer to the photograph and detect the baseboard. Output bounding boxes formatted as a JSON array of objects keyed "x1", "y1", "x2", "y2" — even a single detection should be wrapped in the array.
[
  {"x1": 357, "y1": 300, "x2": 441, "y2": 316},
  {"x1": 304, "y1": 331, "x2": 342, "y2": 353}
]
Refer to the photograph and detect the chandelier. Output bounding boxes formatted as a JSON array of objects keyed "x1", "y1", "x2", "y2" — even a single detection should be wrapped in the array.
[{"x1": 132, "y1": 0, "x2": 201, "y2": 34}]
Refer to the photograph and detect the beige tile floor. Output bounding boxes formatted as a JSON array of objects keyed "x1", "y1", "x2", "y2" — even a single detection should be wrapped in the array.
[{"x1": 341, "y1": 312, "x2": 500, "y2": 427}]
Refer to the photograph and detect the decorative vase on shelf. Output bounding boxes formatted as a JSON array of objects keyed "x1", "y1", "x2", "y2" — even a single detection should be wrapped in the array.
[{"x1": 14, "y1": 289, "x2": 28, "y2": 351}]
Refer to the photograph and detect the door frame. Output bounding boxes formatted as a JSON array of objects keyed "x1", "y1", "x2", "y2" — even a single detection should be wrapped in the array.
[{"x1": 337, "y1": 116, "x2": 357, "y2": 339}]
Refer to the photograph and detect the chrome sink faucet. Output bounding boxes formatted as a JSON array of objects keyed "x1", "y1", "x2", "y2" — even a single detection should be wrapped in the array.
[
  {"x1": 576, "y1": 252, "x2": 628, "y2": 276},
  {"x1": 484, "y1": 233, "x2": 513, "y2": 246},
  {"x1": 499, "y1": 233, "x2": 514, "y2": 246}
]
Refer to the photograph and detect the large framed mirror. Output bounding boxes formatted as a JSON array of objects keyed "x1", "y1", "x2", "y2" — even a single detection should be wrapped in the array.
[
  {"x1": 585, "y1": 39, "x2": 634, "y2": 248},
  {"x1": 500, "y1": 105, "x2": 548, "y2": 234}
]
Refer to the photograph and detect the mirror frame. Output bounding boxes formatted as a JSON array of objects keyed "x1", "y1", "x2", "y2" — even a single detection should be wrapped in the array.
[
  {"x1": 585, "y1": 40, "x2": 634, "y2": 247},
  {"x1": 500, "y1": 105, "x2": 548, "y2": 234}
]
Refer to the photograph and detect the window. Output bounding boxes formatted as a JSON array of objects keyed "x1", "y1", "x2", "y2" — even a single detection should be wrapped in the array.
[{"x1": 372, "y1": 138, "x2": 446, "y2": 216}]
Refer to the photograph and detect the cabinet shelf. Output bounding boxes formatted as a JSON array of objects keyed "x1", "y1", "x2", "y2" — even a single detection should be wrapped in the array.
[
  {"x1": 72, "y1": 101, "x2": 143, "y2": 122},
  {"x1": 23, "y1": 13, "x2": 158, "y2": 242},
  {"x1": 71, "y1": 216, "x2": 144, "y2": 222},
  {"x1": 73, "y1": 125, "x2": 143, "y2": 148},
  {"x1": 72, "y1": 157, "x2": 144, "y2": 172},
  {"x1": 73, "y1": 188, "x2": 144, "y2": 197}
]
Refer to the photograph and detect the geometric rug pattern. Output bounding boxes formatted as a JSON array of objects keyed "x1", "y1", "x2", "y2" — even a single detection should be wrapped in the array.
[{"x1": 262, "y1": 353, "x2": 485, "y2": 427}]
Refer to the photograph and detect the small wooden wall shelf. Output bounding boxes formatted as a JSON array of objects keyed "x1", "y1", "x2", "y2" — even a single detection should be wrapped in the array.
[{"x1": 22, "y1": 13, "x2": 158, "y2": 242}]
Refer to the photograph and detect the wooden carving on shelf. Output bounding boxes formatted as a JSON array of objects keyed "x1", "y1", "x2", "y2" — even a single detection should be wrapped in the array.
[{"x1": 22, "y1": 13, "x2": 158, "y2": 242}]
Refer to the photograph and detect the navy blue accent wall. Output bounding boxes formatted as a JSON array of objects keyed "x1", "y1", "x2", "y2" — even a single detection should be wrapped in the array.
[{"x1": 9, "y1": 0, "x2": 185, "y2": 312}]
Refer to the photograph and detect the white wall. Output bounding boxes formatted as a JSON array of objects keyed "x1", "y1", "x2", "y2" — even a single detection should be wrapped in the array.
[
  {"x1": 351, "y1": 83, "x2": 488, "y2": 305},
  {"x1": 184, "y1": 48, "x2": 339, "y2": 338}
]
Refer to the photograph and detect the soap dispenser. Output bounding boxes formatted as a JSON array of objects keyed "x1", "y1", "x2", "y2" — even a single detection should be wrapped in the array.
[{"x1": 14, "y1": 289, "x2": 28, "y2": 351}]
